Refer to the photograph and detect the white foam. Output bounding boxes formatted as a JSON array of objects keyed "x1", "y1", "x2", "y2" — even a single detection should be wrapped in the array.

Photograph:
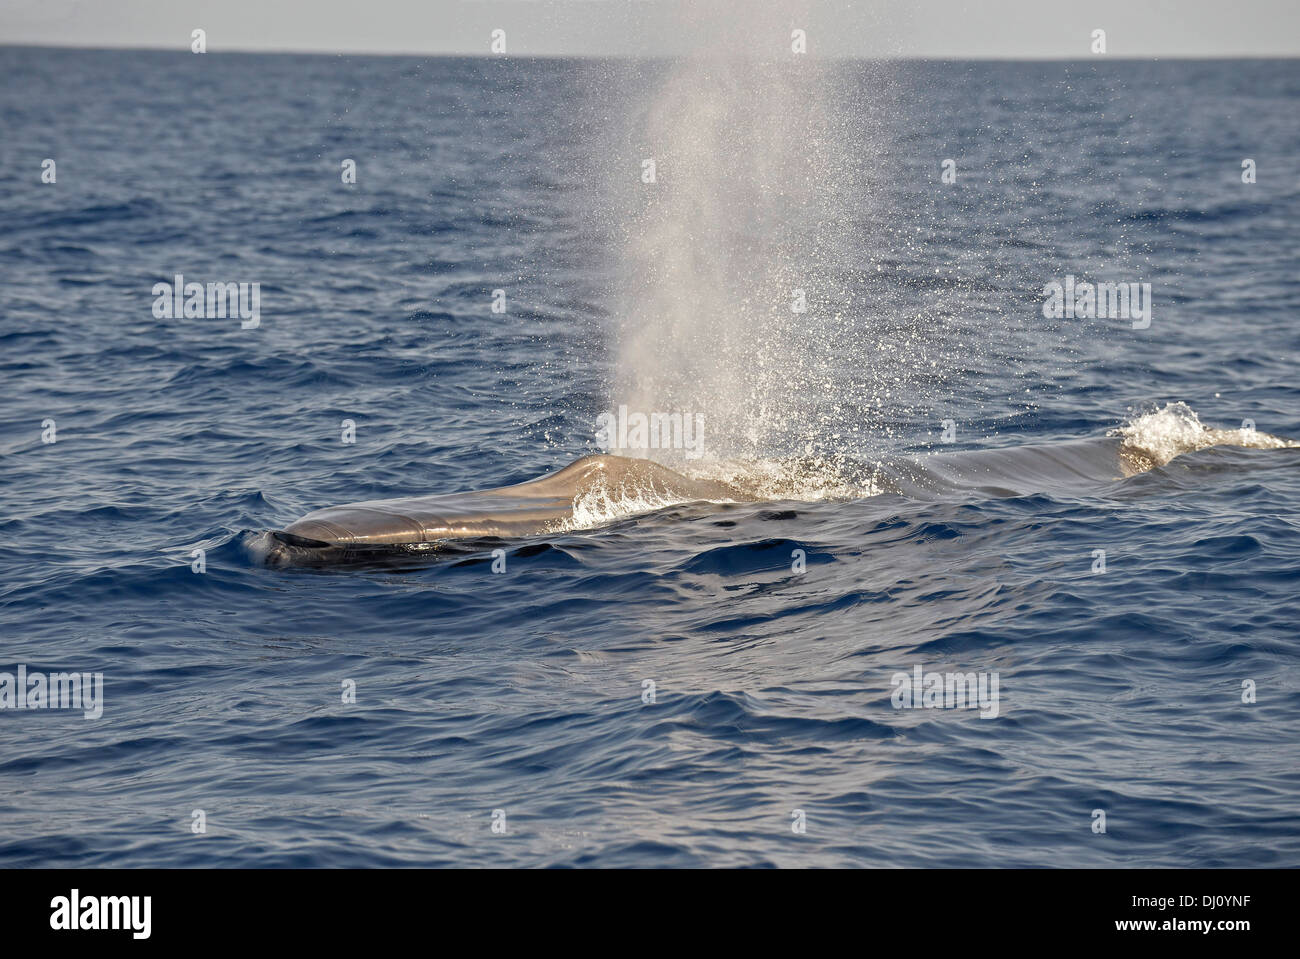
[
  {"x1": 557, "y1": 452, "x2": 884, "y2": 532},
  {"x1": 1111, "y1": 401, "x2": 1297, "y2": 468},
  {"x1": 566, "y1": 476, "x2": 706, "y2": 531}
]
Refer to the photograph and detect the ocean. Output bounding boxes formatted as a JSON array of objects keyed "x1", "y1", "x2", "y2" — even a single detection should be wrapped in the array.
[{"x1": 1, "y1": 48, "x2": 1298, "y2": 867}]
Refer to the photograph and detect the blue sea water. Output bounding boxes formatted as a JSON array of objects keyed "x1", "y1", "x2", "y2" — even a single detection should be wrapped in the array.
[{"x1": 1, "y1": 49, "x2": 1299, "y2": 867}]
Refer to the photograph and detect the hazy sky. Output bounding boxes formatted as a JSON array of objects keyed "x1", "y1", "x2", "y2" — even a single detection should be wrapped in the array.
[{"x1": 2, "y1": 0, "x2": 1298, "y2": 57}]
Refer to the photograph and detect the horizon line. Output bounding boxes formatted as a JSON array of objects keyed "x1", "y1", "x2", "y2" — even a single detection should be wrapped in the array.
[{"x1": 2, "y1": 42, "x2": 1297, "y2": 61}]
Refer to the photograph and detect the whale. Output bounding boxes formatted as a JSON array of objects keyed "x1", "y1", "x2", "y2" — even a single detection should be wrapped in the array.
[
  {"x1": 258, "y1": 453, "x2": 754, "y2": 566},
  {"x1": 256, "y1": 408, "x2": 1298, "y2": 567}
]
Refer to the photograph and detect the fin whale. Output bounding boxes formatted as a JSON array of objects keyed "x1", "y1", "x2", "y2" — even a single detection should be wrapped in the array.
[
  {"x1": 257, "y1": 410, "x2": 1297, "y2": 567},
  {"x1": 259, "y1": 454, "x2": 751, "y2": 566}
]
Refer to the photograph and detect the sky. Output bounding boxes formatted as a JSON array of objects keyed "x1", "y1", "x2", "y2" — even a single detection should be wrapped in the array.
[{"x1": 1, "y1": 0, "x2": 1298, "y2": 58}]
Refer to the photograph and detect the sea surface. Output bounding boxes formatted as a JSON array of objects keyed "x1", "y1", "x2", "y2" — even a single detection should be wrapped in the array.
[{"x1": 1, "y1": 49, "x2": 1298, "y2": 867}]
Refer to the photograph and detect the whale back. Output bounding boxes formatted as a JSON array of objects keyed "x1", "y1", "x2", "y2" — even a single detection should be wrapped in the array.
[
  {"x1": 261, "y1": 410, "x2": 1298, "y2": 566},
  {"x1": 276, "y1": 454, "x2": 748, "y2": 550}
]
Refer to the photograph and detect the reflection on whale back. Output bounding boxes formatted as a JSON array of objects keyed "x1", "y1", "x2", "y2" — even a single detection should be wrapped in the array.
[{"x1": 881, "y1": 437, "x2": 1130, "y2": 500}]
